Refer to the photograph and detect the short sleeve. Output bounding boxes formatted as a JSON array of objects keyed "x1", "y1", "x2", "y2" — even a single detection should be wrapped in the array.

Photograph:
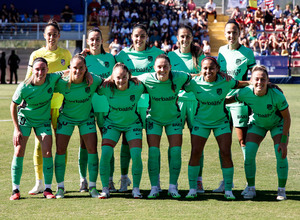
[{"x1": 12, "y1": 83, "x2": 24, "y2": 105}]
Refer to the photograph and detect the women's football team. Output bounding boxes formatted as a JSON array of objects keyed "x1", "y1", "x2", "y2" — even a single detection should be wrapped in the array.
[{"x1": 9, "y1": 20, "x2": 290, "y2": 201}]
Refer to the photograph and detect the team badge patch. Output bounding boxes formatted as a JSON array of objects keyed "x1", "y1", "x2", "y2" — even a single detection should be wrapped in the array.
[
  {"x1": 236, "y1": 59, "x2": 241, "y2": 65},
  {"x1": 85, "y1": 87, "x2": 90, "y2": 93},
  {"x1": 267, "y1": 104, "x2": 272, "y2": 110},
  {"x1": 130, "y1": 95, "x2": 135, "y2": 102},
  {"x1": 147, "y1": 121, "x2": 153, "y2": 130},
  {"x1": 48, "y1": 88, "x2": 53, "y2": 93},
  {"x1": 217, "y1": 88, "x2": 222, "y2": 95},
  {"x1": 102, "y1": 127, "x2": 107, "y2": 134},
  {"x1": 148, "y1": 56, "x2": 153, "y2": 62},
  {"x1": 194, "y1": 126, "x2": 199, "y2": 131},
  {"x1": 105, "y1": 62, "x2": 109, "y2": 68},
  {"x1": 61, "y1": 59, "x2": 66, "y2": 66}
]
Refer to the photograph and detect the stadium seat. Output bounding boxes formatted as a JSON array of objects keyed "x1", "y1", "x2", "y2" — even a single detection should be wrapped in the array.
[
  {"x1": 62, "y1": 24, "x2": 72, "y2": 31},
  {"x1": 292, "y1": 60, "x2": 300, "y2": 67},
  {"x1": 43, "y1": 14, "x2": 51, "y2": 22},
  {"x1": 74, "y1": 24, "x2": 83, "y2": 32},
  {"x1": 275, "y1": 25, "x2": 284, "y2": 32},
  {"x1": 265, "y1": 24, "x2": 274, "y2": 32},
  {"x1": 271, "y1": 50, "x2": 280, "y2": 56},
  {"x1": 75, "y1": 14, "x2": 84, "y2": 22},
  {"x1": 53, "y1": 15, "x2": 61, "y2": 22},
  {"x1": 291, "y1": 51, "x2": 300, "y2": 58}
]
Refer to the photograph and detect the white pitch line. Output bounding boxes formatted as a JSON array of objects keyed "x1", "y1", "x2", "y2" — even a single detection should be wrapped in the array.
[{"x1": 0, "y1": 119, "x2": 12, "y2": 122}]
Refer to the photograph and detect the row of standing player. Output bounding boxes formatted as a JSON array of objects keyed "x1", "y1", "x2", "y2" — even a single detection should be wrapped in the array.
[{"x1": 10, "y1": 19, "x2": 290, "y2": 201}]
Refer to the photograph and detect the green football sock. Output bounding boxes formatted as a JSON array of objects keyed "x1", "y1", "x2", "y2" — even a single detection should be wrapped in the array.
[
  {"x1": 43, "y1": 157, "x2": 53, "y2": 185},
  {"x1": 188, "y1": 165, "x2": 200, "y2": 189},
  {"x1": 148, "y1": 147, "x2": 160, "y2": 187},
  {"x1": 78, "y1": 147, "x2": 88, "y2": 179},
  {"x1": 222, "y1": 167, "x2": 234, "y2": 191},
  {"x1": 55, "y1": 154, "x2": 66, "y2": 184},
  {"x1": 274, "y1": 144, "x2": 288, "y2": 188},
  {"x1": 198, "y1": 153, "x2": 204, "y2": 177},
  {"x1": 130, "y1": 147, "x2": 143, "y2": 188},
  {"x1": 110, "y1": 152, "x2": 115, "y2": 177},
  {"x1": 169, "y1": 146, "x2": 181, "y2": 185},
  {"x1": 100, "y1": 145, "x2": 113, "y2": 188},
  {"x1": 120, "y1": 143, "x2": 130, "y2": 175},
  {"x1": 11, "y1": 156, "x2": 24, "y2": 186},
  {"x1": 88, "y1": 153, "x2": 99, "y2": 183},
  {"x1": 244, "y1": 142, "x2": 259, "y2": 186}
]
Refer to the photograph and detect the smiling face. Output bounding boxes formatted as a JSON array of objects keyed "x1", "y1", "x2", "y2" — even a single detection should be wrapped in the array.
[
  {"x1": 201, "y1": 59, "x2": 219, "y2": 82},
  {"x1": 87, "y1": 31, "x2": 102, "y2": 54},
  {"x1": 70, "y1": 58, "x2": 87, "y2": 83},
  {"x1": 177, "y1": 28, "x2": 193, "y2": 52},
  {"x1": 250, "y1": 70, "x2": 269, "y2": 96},
  {"x1": 131, "y1": 27, "x2": 147, "y2": 51},
  {"x1": 225, "y1": 23, "x2": 240, "y2": 48},
  {"x1": 44, "y1": 25, "x2": 60, "y2": 51},
  {"x1": 112, "y1": 66, "x2": 129, "y2": 91},
  {"x1": 32, "y1": 61, "x2": 48, "y2": 84},
  {"x1": 154, "y1": 57, "x2": 171, "y2": 82}
]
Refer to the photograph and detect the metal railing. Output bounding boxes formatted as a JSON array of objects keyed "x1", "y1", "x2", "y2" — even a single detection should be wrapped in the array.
[{"x1": 0, "y1": 22, "x2": 84, "y2": 40}]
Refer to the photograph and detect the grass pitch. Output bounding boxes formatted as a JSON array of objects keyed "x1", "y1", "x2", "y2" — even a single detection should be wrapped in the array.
[{"x1": 0, "y1": 84, "x2": 300, "y2": 219}]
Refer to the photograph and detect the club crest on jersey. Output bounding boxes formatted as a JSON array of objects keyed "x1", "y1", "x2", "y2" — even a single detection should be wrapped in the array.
[
  {"x1": 236, "y1": 59, "x2": 241, "y2": 65},
  {"x1": 217, "y1": 88, "x2": 222, "y2": 95},
  {"x1": 103, "y1": 127, "x2": 107, "y2": 134},
  {"x1": 85, "y1": 87, "x2": 90, "y2": 93},
  {"x1": 61, "y1": 59, "x2": 66, "y2": 66},
  {"x1": 194, "y1": 126, "x2": 199, "y2": 131},
  {"x1": 57, "y1": 122, "x2": 62, "y2": 130},
  {"x1": 48, "y1": 88, "x2": 53, "y2": 93},
  {"x1": 130, "y1": 95, "x2": 135, "y2": 102},
  {"x1": 105, "y1": 62, "x2": 109, "y2": 68},
  {"x1": 147, "y1": 121, "x2": 153, "y2": 130},
  {"x1": 267, "y1": 104, "x2": 272, "y2": 110},
  {"x1": 148, "y1": 56, "x2": 153, "y2": 62}
]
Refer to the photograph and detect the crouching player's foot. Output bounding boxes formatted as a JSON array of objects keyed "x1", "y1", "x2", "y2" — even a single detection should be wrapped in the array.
[
  {"x1": 89, "y1": 187, "x2": 100, "y2": 198},
  {"x1": 55, "y1": 187, "x2": 65, "y2": 199},
  {"x1": 43, "y1": 188, "x2": 56, "y2": 199},
  {"x1": 10, "y1": 189, "x2": 20, "y2": 200},
  {"x1": 99, "y1": 187, "x2": 110, "y2": 199}
]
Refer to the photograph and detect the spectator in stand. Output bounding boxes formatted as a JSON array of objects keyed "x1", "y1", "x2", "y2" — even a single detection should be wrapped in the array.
[
  {"x1": 188, "y1": 12, "x2": 198, "y2": 28},
  {"x1": 283, "y1": 4, "x2": 291, "y2": 21},
  {"x1": 111, "y1": 5, "x2": 120, "y2": 21},
  {"x1": 8, "y1": 4, "x2": 19, "y2": 23},
  {"x1": 32, "y1": 9, "x2": 40, "y2": 22},
  {"x1": 239, "y1": 30, "x2": 250, "y2": 48},
  {"x1": 264, "y1": 5, "x2": 273, "y2": 27},
  {"x1": 269, "y1": 32, "x2": 280, "y2": 52},
  {"x1": 187, "y1": 0, "x2": 197, "y2": 14},
  {"x1": 285, "y1": 14, "x2": 296, "y2": 31},
  {"x1": 61, "y1": 4, "x2": 74, "y2": 22},
  {"x1": 179, "y1": 14, "x2": 189, "y2": 26},
  {"x1": 88, "y1": 0, "x2": 101, "y2": 14},
  {"x1": 149, "y1": 29, "x2": 161, "y2": 44},
  {"x1": 231, "y1": 6, "x2": 243, "y2": 24},
  {"x1": 149, "y1": 16, "x2": 159, "y2": 28},
  {"x1": 169, "y1": 14, "x2": 178, "y2": 34},
  {"x1": 109, "y1": 38, "x2": 121, "y2": 55},
  {"x1": 290, "y1": 31, "x2": 300, "y2": 52},
  {"x1": 293, "y1": 5, "x2": 300, "y2": 16},
  {"x1": 198, "y1": 12, "x2": 208, "y2": 29},
  {"x1": 258, "y1": 32, "x2": 268, "y2": 53},
  {"x1": 161, "y1": 38, "x2": 172, "y2": 52},
  {"x1": 254, "y1": 7, "x2": 264, "y2": 30},
  {"x1": 150, "y1": 4, "x2": 161, "y2": 21},
  {"x1": 248, "y1": 29, "x2": 259, "y2": 55},
  {"x1": 131, "y1": 9, "x2": 139, "y2": 20},
  {"x1": 202, "y1": 40, "x2": 211, "y2": 56},
  {"x1": 89, "y1": 8, "x2": 99, "y2": 26},
  {"x1": 205, "y1": 0, "x2": 217, "y2": 23},
  {"x1": 1, "y1": 4, "x2": 9, "y2": 20},
  {"x1": 130, "y1": 0, "x2": 140, "y2": 12},
  {"x1": 161, "y1": 23, "x2": 169, "y2": 35},
  {"x1": 201, "y1": 30, "x2": 210, "y2": 44},
  {"x1": 99, "y1": 6, "x2": 109, "y2": 26},
  {"x1": 0, "y1": 14, "x2": 8, "y2": 34},
  {"x1": 20, "y1": 13, "x2": 31, "y2": 34},
  {"x1": 244, "y1": 6, "x2": 254, "y2": 27},
  {"x1": 160, "y1": 14, "x2": 169, "y2": 26},
  {"x1": 273, "y1": 5, "x2": 283, "y2": 26},
  {"x1": 111, "y1": 0, "x2": 120, "y2": 8},
  {"x1": 123, "y1": 7, "x2": 131, "y2": 23},
  {"x1": 177, "y1": 6, "x2": 187, "y2": 20},
  {"x1": 171, "y1": 30, "x2": 178, "y2": 45},
  {"x1": 101, "y1": 0, "x2": 111, "y2": 13},
  {"x1": 120, "y1": 0, "x2": 130, "y2": 11}
]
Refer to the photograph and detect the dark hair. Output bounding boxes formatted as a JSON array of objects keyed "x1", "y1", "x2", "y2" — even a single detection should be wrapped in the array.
[
  {"x1": 25, "y1": 57, "x2": 48, "y2": 85},
  {"x1": 87, "y1": 27, "x2": 106, "y2": 54},
  {"x1": 130, "y1": 23, "x2": 149, "y2": 50},
  {"x1": 226, "y1": 19, "x2": 240, "y2": 32},
  {"x1": 201, "y1": 56, "x2": 220, "y2": 69},
  {"x1": 155, "y1": 54, "x2": 175, "y2": 92},
  {"x1": 44, "y1": 19, "x2": 60, "y2": 33},
  {"x1": 69, "y1": 54, "x2": 88, "y2": 86},
  {"x1": 110, "y1": 62, "x2": 132, "y2": 93},
  {"x1": 177, "y1": 25, "x2": 203, "y2": 70}
]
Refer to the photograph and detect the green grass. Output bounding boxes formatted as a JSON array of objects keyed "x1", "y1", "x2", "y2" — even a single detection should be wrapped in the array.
[{"x1": 1, "y1": 84, "x2": 300, "y2": 219}]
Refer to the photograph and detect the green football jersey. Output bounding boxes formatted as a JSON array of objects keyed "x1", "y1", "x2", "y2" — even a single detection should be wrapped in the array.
[
  {"x1": 54, "y1": 73, "x2": 103, "y2": 122},
  {"x1": 168, "y1": 49, "x2": 205, "y2": 101},
  {"x1": 139, "y1": 71, "x2": 191, "y2": 124},
  {"x1": 97, "y1": 81, "x2": 145, "y2": 127},
  {"x1": 185, "y1": 75, "x2": 238, "y2": 127},
  {"x1": 115, "y1": 46, "x2": 164, "y2": 108},
  {"x1": 85, "y1": 53, "x2": 116, "y2": 112},
  {"x1": 12, "y1": 72, "x2": 62, "y2": 127},
  {"x1": 217, "y1": 44, "x2": 256, "y2": 99},
  {"x1": 235, "y1": 85, "x2": 289, "y2": 130}
]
